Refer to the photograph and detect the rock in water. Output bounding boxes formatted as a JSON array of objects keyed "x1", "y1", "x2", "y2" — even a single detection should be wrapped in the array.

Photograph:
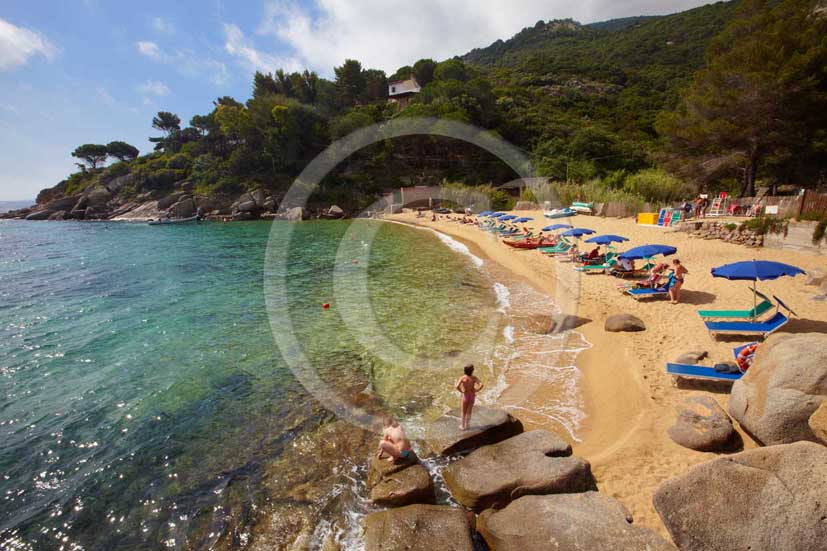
[
  {"x1": 370, "y1": 463, "x2": 434, "y2": 507},
  {"x1": 442, "y1": 430, "x2": 595, "y2": 512},
  {"x1": 366, "y1": 451, "x2": 435, "y2": 508},
  {"x1": 285, "y1": 206, "x2": 306, "y2": 221},
  {"x1": 604, "y1": 314, "x2": 646, "y2": 332},
  {"x1": 667, "y1": 395, "x2": 735, "y2": 452},
  {"x1": 424, "y1": 407, "x2": 523, "y2": 456},
  {"x1": 478, "y1": 493, "x2": 676, "y2": 551},
  {"x1": 809, "y1": 402, "x2": 827, "y2": 446},
  {"x1": 364, "y1": 504, "x2": 474, "y2": 551},
  {"x1": 728, "y1": 333, "x2": 827, "y2": 445},
  {"x1": 654, "y1": 441, "x2": 827, "y2": 551}
]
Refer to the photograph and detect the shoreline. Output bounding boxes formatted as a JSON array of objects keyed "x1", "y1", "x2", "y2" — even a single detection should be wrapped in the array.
[{"x1": 388, "y1": 210, "x2": 827, "y2": 536}]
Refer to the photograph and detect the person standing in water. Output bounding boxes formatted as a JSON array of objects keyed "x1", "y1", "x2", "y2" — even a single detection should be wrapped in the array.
[{"x1": 456, "y1": 364, "x2": 484, "y2": 431}]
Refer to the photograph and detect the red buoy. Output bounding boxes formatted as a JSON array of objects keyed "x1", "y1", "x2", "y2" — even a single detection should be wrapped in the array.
[{"x1": 322, "y1": 303, "x2": 330, "y2": 309}]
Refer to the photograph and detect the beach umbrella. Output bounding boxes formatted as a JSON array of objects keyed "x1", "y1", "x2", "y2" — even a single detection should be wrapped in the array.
[
  {"x1": 500, "y1": 215, "x2": 518, "y2": 221},
  {"x1": 618, "y1": 244, "x2": 677, "y2": 260},
  {"x1": 711, "y1": 260, "x2": 805, "y2": 318},
  {"x1": 478, "y1": 210, "x2": 493, "y2": 216},
  {"x1": 561, "y1": 228, "x2": 596, "y2": 238},
  {"x1": 585, "y1": 234, "x2": 629, "y2": 246},
  {"x1": 542, "y1": 223, "x2": 573, "y2": 232},
  {"x1": 515, "y1": 217, "x2": 534, "y2": 223}
]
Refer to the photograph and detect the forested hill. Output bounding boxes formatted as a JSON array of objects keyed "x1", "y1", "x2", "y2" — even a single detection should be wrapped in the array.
[{"x1": 9, "y1": 0, "x2": 826, "y2": 223}]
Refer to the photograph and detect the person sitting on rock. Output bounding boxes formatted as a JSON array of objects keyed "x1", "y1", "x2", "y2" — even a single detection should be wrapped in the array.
[
  {"x1": 377, "y1": 417, "x2": 412, "y2": 463},
  {"x1": 456, "y1": 364, "x2": 484, "y2": 431}
]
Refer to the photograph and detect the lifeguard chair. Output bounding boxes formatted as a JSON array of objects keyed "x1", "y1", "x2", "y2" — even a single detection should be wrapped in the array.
[{"x1": 707, "y1": 192, "x2": 729, "y2": 217}]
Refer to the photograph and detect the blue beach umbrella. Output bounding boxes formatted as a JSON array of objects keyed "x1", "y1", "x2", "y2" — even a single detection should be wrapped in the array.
[
  {"x1": 585, "y1": 234, "x2": 628, "y2": 246},
  {"x1": 619, "y1": 244, "x2": 677, "y2": 260},
  {"x1": 515, "y1": 217, "x2": 534, "y2": 223},
  {"x1": 561, "y1": 228, "x2": 596, "y2": 238},
  {"x1": 712, "y1": 260, "x2": 806, "y2": 318},
  {"x1": 542, "y1": 223, "x2": 573, "y2": 232},
  {"x1": 500, "y1": 215, "x2": 518, "y2": 221},
  {"x1": 478, "y1": 210, "x2": 493, "y2": 216}
]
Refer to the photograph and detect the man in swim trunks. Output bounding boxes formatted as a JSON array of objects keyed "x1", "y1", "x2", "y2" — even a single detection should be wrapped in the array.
[
  {"x1": 377, "y1": 417, "x2": 412, "y2": 463},
  {"x1": 456, "y1": 364, "x2": 484, "y2": 431}
]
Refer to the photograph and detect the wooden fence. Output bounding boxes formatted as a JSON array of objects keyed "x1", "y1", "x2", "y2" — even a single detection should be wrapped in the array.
[{"x1": 799, "y1": 190, "x2": 827, "y2": 217}]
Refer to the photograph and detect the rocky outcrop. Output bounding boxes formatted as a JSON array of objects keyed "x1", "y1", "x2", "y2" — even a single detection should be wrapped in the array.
[
  {"x1": 169, "y1": 197, "x2": 195, "y2": 218},
  {"x1": 514, "y1": 314, "x2": 590, "y2": 335},
  {"x1": 322, "y1": 205, "x2": 345, "y2": 219},
  {"x1": 424, "y1": 407, "x2": 523, "y2": 456},
  {"x1": 442, "y1": 430, "x2": 595, "y2": 512},
  {"x1": 478, "y1": 493, "x2": 676, "y2": 551},
  {"x1": 668, "y1": 395, "x2": 735, "y2": 452},
  {"x1": 604, "y1": 314, "x2": 646, "y2": 332},
  {"x1": 285, "y1": 206, "x2": 307, "y2": 221},
  {"x1": 366, "y1": 451, "x2": 435, "y2": 508},
  {"x1": 728, "y1": 333, "x2": 827, "y2": 445},
  {"x1": 809, "y1": 403, "x2": 827, "y2": 446},
  {"x1": 654, "y1": 441, "x2": 827, "y2": 551},
  {"x1": 85, "y1": 187, "x2": 112, "y2": 208},
  {"x1": 157, "y1": 192, "x2": 187, "y2": 210},
  {"x1": 25, "y1": 210, "x2": 54, "y2": 220},
  {"x1": 363, "y1": 504, "x2": 474, "y2": 551}
]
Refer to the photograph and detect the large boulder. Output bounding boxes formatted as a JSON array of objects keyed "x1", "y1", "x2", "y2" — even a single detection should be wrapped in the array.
[
  {"x1": 157, "y1": 192, "x2": 186, "y2": 210},
  {"x1": 809, "y1": 402, "x2": 827, "y2": 446},
  {"x1": 674, "y1": 349, "x2": 708, "y2": 365},
  {"x1": 653, "y1": 441, "x2": 827, "y2": 551},
  {"x1": 48, "y1": 210, "x2": 66, "y2": 221},
  {"x1": 170, "y1": 197, "x2": 195, "y2": 218},
  {"x1": 236, "y1": 200, "x2": 258, "y2": 213},
  {"x1": 728, "y1": 333, "x2": 827, "y2": 445},
  {"x1": 424, "y1": 407, "x2": 523, "y2": 456},
  {"x1": 85, "y1": 187, "x2": 112, "y2": 207},
  {"x1": 324, "y1": 205, "x2": 345, "y2": 219},
  {"x1": 604, "y1": 314, "x2": 646, "y2": 332},
  {"x1": 363, "y1": 504, "x2": 473, "y2": 551},
  {"x1": 367, "y1": 450, "x2": 420, "y2": 488},
  {"x1": 370, "y1": 462, "x2": 434, "y2": 508},
  {"x1": 514, "y1": 314, "x2": 590, "y2": 335},
  {"x1": 251, "y1": 188, "x2": 266, "y2": 207},
  {"x1": 478, "y1": 493, "x2": 676, "y2": 551},
  {"x1": 25, "y1": 209, "x2": 54, "y2": 220},
  {"x1": 285, "y1": 206, "x2": 307, "y2": 221},
  {"x1": 442, "y1": 430, "x2": 595, "y2": 512},
  {"x1": 45, "y1": 195, "x2": 80, "y2": 211},
  {"x1": 667, "y1": 395, "x2": 735, "y2": 452}
]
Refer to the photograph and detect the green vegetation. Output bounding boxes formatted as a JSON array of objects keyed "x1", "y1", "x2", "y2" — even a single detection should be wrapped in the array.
[
  {"x1": 55, "y1": 0, "x2": 827, "y2": 214},
  {"x1": 741, "y1": 216, "x2": 787, "y2": 236}
]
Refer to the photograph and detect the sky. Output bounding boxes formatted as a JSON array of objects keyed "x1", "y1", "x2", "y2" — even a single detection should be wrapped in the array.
[{"x1": 0, "y1": 0, "x2": 716, "y2": 201}]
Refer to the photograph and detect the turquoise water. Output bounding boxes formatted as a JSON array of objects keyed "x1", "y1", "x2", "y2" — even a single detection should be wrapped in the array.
[{"x1": 0, "y1": 220, "x2": 504, "y2": 549}]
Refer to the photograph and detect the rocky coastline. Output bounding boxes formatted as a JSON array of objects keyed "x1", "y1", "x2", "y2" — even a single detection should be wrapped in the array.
[
  {"x1": 0, "y1": 177, "x2": 348, "y2": 222},
  {"x1": 362, "y1": 333, "x2": 827, "y2": 551}
]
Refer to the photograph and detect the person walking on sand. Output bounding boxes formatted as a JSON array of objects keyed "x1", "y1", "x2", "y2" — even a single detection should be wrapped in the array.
[
  {"x1": 669, "y1": 259, "x2": 688, "y2": 304},
  {"x1": 456, "y1": 364, "x2": 484, "y2": 430},
  {"x1": 377, "y1": 417, "x2": 412, "y2": 463}
]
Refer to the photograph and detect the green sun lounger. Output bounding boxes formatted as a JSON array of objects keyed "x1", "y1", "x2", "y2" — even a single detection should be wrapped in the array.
[
  {"x1": 539, "y1": 242, "x2": 571, "y2": 254},
  {"x1": 705, "y1": 311, "x2": 789, "y2": 338},
  {"x1": 697, "y1": 290, "x2": 774, "y2": 319},
  {"x1": 576, "y1": 257, "x2": 618, "y2": 273}
]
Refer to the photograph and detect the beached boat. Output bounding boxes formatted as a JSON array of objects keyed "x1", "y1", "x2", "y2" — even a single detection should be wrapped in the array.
[
  {"x1": 148, "y1": 215, "x2": 200, "y2": 226},
  {"x1": 544, "y1": 208, "x2": 576, "y2": 219},
  {"x1": 503, "y1": 239, "x2": 556, "y2": 250},
  {"x1": 570, "y1": 202, "x2": 594, "y2": 214}
]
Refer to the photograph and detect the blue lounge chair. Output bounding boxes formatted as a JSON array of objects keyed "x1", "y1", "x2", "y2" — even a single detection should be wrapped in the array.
[
  {"x1": 666, "y1": 363, "x2": 743, "y2": 382},
  {"x1": 705, "y1": 311, "x2": 789, "y2": 338},
  {"x1": 625, "y1": 275, "x2": 676, "y2": 300}
]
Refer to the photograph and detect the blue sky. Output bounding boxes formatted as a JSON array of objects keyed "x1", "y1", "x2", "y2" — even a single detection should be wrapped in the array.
[{"x1": 0, "y1": 0, "x2": 715, "y2": 201}]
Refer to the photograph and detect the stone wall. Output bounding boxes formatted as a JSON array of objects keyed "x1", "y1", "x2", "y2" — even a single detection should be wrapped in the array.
[
  {"x1": 765, "y1": 220, "x2": 827, "y2": 255},
  {"x1": 677, "y1": 220, "x2": 765, "y2": 247}
]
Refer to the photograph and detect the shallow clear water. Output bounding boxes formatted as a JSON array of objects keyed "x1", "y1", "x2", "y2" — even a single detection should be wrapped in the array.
[{"x1": 0, "y1": 219, "x2": 586, "y2": 549}]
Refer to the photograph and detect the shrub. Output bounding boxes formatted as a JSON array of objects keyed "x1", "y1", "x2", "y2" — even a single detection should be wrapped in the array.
[
  {"x1": 623, "y1": 168, "x2": 694, "y2": 204},
  {"x1": 166, "y1": 153, "x2": 191, "y2": 170},
  {"x1": 813, "y1": 220, "x2": 827, "y2": 245},
  {"x1": 742, "y1": 216, "x2": 787, "y2": 236}
]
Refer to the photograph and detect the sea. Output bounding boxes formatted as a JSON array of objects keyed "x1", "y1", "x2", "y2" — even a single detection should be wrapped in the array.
[{"x1": 0, "y1": 219, "x2": 588, "y2": 550}]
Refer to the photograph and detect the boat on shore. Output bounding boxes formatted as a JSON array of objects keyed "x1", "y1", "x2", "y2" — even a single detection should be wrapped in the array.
[
  {"x1": 544, "y1": 208, "x2": 576, "y2": 219},
  {"x1": 148, "y1": 215, "x2": 200, "y2": 226}
]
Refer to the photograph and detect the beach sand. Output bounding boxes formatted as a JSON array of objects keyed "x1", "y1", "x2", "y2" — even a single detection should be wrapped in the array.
[{"x1": 390, "y1": 210, "x2": 827, "y2": 538}]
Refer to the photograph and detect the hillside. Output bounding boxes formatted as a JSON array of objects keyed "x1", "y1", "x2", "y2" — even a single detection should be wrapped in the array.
[{"x1": 4, "y1": 1, "x2": 749, "y2": 223}]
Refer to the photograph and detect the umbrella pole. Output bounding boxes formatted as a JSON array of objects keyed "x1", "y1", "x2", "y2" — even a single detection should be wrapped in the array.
[{"x1": 753, "y1": 280, "x2": 757, "y2": 321}]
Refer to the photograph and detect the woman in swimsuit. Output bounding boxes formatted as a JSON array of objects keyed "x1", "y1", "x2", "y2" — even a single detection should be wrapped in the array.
[
  {"x1": 669, "y1": 259, "x2": 688, "y2": 304},
  {"x1": 456, "y1": 364, "x2": 484, "y2": 431},
  {"x1": 377, "y1": 417, "x2": 412, "y2": 463}
]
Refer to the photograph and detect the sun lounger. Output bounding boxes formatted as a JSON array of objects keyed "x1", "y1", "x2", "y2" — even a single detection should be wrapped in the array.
[
  {"x1": 576, "y1": 258, "x2": 618, "y2": 273},
  {"x1": 626, "y1": 286, "x2": 670, "y2": 299},
  {"x1": 705, "y1": 311, "x2": 789, "y2": 338},
  {"x1": 666, "y1": 363, "x2": 743, "y2": 381},
  {"x1": 697, "y1": 299, "x2": 774, "y2": 320},
  {"x1": 539, "y1": 243, "x2": 571, "y2": 254}
]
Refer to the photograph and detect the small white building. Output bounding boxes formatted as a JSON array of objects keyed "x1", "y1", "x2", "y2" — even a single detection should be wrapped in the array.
[{"x1": 388, "y1": 78, "x2": 421, "y2": 108}]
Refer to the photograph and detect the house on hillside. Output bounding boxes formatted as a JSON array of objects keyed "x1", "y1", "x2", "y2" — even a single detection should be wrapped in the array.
[{"x1": 388, "y1": 77, "x2": 421, "y2": 108}]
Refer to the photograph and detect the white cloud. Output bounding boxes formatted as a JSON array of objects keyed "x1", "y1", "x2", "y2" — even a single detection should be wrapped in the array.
[
  {"x1": 95, "y1": 86, "x2": 116, "y2": 106},
  {"x1": 137, "y1": 79, "x2": 171, "y2": 96},
  {"x1": 136, "y1": 40, "x2": 163, "y2": 60},
  {"x1": 152, "y1": 16, "x2": 175, "y2": 35},
  {"x1": 223, "y1": 22, "x2": 301, "y2": 74},
  {"x1": 136, "y1": 40, "x2": 229, "y2": 85},
  {"x1": 254, "y1": 0, "x2": 717, "y2": 75},
  {"x1": 0, "y1": 18, "x2": 58, "y2": 71}
]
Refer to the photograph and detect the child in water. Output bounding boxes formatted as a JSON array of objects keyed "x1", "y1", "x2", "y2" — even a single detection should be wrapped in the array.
[{"x1": 455, "y1": 364, "x2": 484, "y2": 431}]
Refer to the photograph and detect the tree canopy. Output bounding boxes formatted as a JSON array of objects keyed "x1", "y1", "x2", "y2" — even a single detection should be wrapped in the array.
[{"x1": 71, "y1": 144, "x2": 109, "y2": 170}]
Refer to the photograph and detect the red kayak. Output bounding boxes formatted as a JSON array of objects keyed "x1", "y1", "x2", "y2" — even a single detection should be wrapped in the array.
[{"x1": 503, "y1": 239, "x2": 556, "y2": 249}]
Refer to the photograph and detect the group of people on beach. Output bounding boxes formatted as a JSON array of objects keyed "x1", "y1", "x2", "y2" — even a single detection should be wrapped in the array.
[{"x1": 377, "y1": 364, "x2": 483, "y2": 463}]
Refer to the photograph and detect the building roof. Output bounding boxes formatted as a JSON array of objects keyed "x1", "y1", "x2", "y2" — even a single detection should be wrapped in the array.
[{"x1": 388, "y1": 78, "x2": 421, "y2": 97}]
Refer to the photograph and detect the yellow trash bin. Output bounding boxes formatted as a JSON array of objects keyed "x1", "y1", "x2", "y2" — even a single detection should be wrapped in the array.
[{"x1": 637, "y1": 212, "x2": 658, "y2": 225}]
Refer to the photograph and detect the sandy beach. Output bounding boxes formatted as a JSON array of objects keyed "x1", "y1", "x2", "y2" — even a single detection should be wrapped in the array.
[{"x1": 390, "y1": 210, "x2": 827, "y2": 537}]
